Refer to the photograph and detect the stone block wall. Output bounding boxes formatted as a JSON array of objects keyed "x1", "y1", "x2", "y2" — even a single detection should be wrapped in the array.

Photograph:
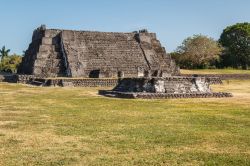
[
  {"x1": 61, "y1": 30, "x2": 150, "y2": 78},
  {"x1": 44, "y1": 78, "x2": 118, "y2": 87}
]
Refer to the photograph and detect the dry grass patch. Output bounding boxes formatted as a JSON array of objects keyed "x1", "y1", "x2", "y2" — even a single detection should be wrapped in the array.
[
  {"x1": 180, "y1": 69, "x2": 250, "y2": 74},
  {"x1": 0, "y1": 80, "x2": 249, "y2": 165}
]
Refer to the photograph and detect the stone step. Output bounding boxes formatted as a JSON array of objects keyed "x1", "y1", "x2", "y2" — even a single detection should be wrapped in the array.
[
  {"x1": 34, "y1": 59, "x2": 64, "y2": 68},
  {"x1": 36, "y1": 52, "x2": 62, "y2": 59},
  {"x1": 44, "y1": 29, "x2": 61, "y2": 38},
  {"x1": 35, "y1": 58, "x2": 64, "y2": 62},
  {"x1": 39, "y1": 45, "x2": 61, "y2": 52},
  {"x1": 41, "y1": 37, "x2": 53, "y2": 45},
  {"x1": 33, "y1": 65, "x2": 65, "y2": 74},
  {"x1": 41, "y1": 37, "x2": 60, "y2": 45}
]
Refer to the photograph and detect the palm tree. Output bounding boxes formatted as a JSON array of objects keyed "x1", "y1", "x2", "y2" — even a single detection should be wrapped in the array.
[{"x1": 0, "y1": 46, "x2": 10, "y2": 62}]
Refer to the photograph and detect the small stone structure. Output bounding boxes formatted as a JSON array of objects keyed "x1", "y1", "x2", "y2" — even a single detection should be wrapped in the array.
[
  {"x1": 100, "y1": 77, "x2": 232, "y2": 99},
  {"x1": 113, "y1": 77, "x2": 215, "y2": 93}
]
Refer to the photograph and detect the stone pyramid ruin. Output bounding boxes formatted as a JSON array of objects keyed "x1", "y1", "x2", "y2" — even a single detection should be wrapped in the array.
[
  {"x1": 17, "y1": 25, "x2": 232, "y2": 98},
  {"x1": 18, "y1": 25, "x2": 179, "y2": 78}
]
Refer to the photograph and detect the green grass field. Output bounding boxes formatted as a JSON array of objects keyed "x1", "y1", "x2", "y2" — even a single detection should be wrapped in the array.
[
  {"x1": 0, "y1": 80, "x2": 250, "y2": 165},
  {"x1": 181, "y1": 69, "x2": 250, "y2": 74}
]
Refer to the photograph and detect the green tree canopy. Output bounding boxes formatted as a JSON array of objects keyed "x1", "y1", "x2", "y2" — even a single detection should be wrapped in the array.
[
  {"x1": 0, "y1": 46, "x2": 10, "y2": 61},
  {"x1": 0, "y1": 54, "x2": 22, "y2": 73},
  {"x1": 172, "y1": 34, "x2": 222, "y2": 69},
  {"x1": 219, "y1": 22, "x2": 250, "y2": 69}
]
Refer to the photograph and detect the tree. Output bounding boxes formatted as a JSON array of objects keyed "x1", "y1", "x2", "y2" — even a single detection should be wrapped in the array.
[
  {"x1": 0, "y1": 46, "x2": 10, "y2": 62},
  {"x1": 173, "y1": 34, "x2": 222, "y2": 69},
  {"x1": 219, "y1": 22, "x2": 250, "y2": 69},
  {"x1": 0, "y1": 54, "x2": 22, "y2": 73}
]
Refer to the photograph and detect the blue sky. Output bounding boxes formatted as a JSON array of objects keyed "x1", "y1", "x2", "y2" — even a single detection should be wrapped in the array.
[{"x1": 0, "y1": 0, "x2": 249, "y2": 54}]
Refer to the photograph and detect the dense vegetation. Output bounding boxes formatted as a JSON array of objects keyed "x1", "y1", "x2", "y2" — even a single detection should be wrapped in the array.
[
  {"x1": 171, "y1": 35, "x2": 222, "y2": 69},
  {"x1": 171, "y1": 22, "x2": 250, "y2": 70},
  {"x1": 219, "y1": 23, "x2": 250, "y2": 69},
  {"x1": 0, "y1": 46, "x2": 22, "y2": 73}
]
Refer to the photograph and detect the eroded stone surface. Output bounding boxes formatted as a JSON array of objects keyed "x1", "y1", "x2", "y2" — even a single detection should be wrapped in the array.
[
  {"x1": 100, "y1": 77, "x2": 232, "y2": 99},
  {"x1": 113, "y1": 77, "x2": 213, "y2": 94}
]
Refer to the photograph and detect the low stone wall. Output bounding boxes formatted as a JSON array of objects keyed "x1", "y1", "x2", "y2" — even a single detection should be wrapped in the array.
[
  {"x1": 0, "y1": 74, "x2": 18, "y2": 83},
  {"x1": 206, "y1": 77, "x2": 223, "y2": 84},
  {"x1": 2, "y1": 75, "x2": 222, "y2": 88},
  {"x1": 181, "y1": 74, "x2": 250, "y2": 80},
  {"x1": 5, "y1": 75, "x2": 118, "y2": 87},
  {"x1": 163, "y1": 76, "x2": 222, "y2": 84},
  {"x1": 47, "y1": 78, "x2": 119, "y2": 87},
  {"x1": 99, "y1": 90, "x2": 233, "y2": 99},
  {"x1": 16, "y1": 75, "x2": 37, "y2": 83}
]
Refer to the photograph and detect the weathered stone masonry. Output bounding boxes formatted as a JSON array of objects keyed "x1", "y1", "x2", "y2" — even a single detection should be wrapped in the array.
[
  {"x1": 100, "y1": 77, "x2": 232, "y2": 99},
  {"x1": 18, "y1": 26, "x2": 179, "y2": 78},
  {"x1": 15, "y1": 26, "x2": 232, "y2": 98}
]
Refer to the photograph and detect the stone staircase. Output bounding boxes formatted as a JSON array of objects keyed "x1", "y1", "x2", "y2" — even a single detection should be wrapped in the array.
[{"x1": 33, "y1": 33, "x2": 66, "y2": 77}]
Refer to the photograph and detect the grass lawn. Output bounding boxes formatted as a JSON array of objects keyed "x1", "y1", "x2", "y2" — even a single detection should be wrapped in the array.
[
  {"x1": 180, "y1": 69, "x2": 250, "y2": 74},
  {"x1": 0, "y1": 80, "x2": 250, "y2": 165}
]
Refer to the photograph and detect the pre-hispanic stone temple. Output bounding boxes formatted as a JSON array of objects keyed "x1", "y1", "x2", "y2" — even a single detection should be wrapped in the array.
[
  {"x1": 17, "y1": 25, "x2": 232, "y2": 98},
  {"x1": 18, "y1": 25, "x2": 179, "y2": 78}
]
